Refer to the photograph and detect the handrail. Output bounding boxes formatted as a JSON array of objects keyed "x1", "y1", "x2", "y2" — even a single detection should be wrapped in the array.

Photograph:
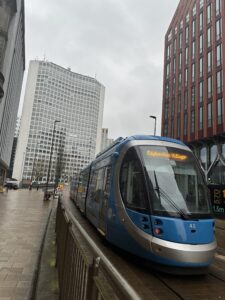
[{"x1": 60, "y1": 198, "x2": 141, "y2": 300}]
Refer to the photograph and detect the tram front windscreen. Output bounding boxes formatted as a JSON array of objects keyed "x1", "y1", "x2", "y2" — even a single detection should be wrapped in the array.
[{"x1": 139, "y1": 145, "x2": 212, "y2": 218}]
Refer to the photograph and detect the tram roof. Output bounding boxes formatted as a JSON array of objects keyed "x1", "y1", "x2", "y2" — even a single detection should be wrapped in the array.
[{"x1": 96, "y1": 135, "x2": 185, "y2": 158}]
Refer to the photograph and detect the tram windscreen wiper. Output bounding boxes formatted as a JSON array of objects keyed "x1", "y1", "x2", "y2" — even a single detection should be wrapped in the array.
[{"x1": 153, "y1": 171, "x2": 191, "y2": 220}]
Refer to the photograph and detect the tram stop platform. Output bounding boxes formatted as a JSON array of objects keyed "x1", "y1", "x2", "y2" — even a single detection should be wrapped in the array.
[{"x1": 0, "y1": 189, "x2": 59, "y2": 299}]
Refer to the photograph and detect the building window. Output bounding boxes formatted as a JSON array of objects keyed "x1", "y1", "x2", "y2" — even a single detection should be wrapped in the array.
[
  {"x1": 174, "y1": 38, "x2": 177, "y2": 54},
  {"x1": 166, "y1": 83, "x2": 170, "y2": 98},
  {"x1": 217, "y1": 44, "x2": 222, "y2": 66},
  {"x1": 166, "y1": 63, "x2": 170, "y2": 78},
  {"x1": 178, "y1": 73, "x2": 182, "y2": 91},
  {"x1": 191, "y1": 111, "x2": 195, "y2": 133},
  {"x1": 173, "y1": 57, "x2": 176, "y2": 74},
  {"x1": 177, "y1": 117, "x2": 181, "y2": 138},
  {"x1": 199, "y1": 106, "x2": 203, "y2": 130},
  {"x1": 178, "y1": 94, "x2": 181, "y2": 113},
  {"x1": 171, "y1": 97, "x2": 175, "y2": 117},
  {"x1": 217, "y1": 70, "x2": 223, "y2": 94},
  {"x1": 199, "y1": 34, "x2": 203, "y2": 53},
  {"x1": 200, "y1": 0, "x2": 203, "y2": 9},
  {"x1": 184, "y1": 90, "x2": 188, "y2": 110},
  {"x1": 192, "y1": 4, "x2": 196, "y2": 16},
  {"x1": 171, "y1": 121, "x2": 174, "y2": 138},
  {"x1": 179, "y1": 32, "x2": 183, "y2": 49},
  {"x1": 172, "y1": 78, "x2": 176, "y2": 95},
  {"x1": 164, "y1": 123, "x2": 168, "y2": 136},
  {"x1": 199, "y1": 81, "x2": 203, "y2": 103},
  {"x1": 192, "y1": 63, "x2": 195, "y2": 82},
  {"x1": 199, "y1": 57, "x2": 203, "y2": 77},
  {"x1": 216, "y1": 0, "x2": 221, "y2": 15},
  {"x1": 179, "y1": 52, "x2": 182, "y2": 70},
  {"x1": 184, "y1": 113, "x2": 188, "y2": 135},
  {"x1": 216, "y1": 19, "x2": 222, "y2": 41},
  {"x1": 192, "y1": 20, "x2": 196, "y2": 37},
  {"x1": 207, "y1": 4, "x2": 211, "y2": 24},
  {"x1": 207, "y1": 51, "x2": 212, "y2": 72},
  {"x1": 207, "y1": 27, "x2": 211, "y2": 47},
  {"x1": 186, "y1": 26, "x2": 189, "y2": 43},
  {"x1": 185, "y1": 47, "x2": 189, "y2": 64},
  {"x1": 186, "y1": 13, "x2": 189, "y2": 23},
  {"x1": 191, "y1": 86, "x2": 195, "y2": 107},
  {"x1": 192, "y1": 41, "x2": 195, "y2": 59},
  {"x1": 207, "y1": 76, "x2": 212, "y2": 98},
  {"x1": 208, "y1": 102, "x2": 212, "y2": 127},
  {"x1": 199, "y1": 12, "x2": 203, "y2": 30},
  {"x1": 167, "y1": 44, "x2": 171, "y2": 59},
  {"x1": 185, "y1": 68, "x2": 188, "y2": 86},
  {"x1": 217, "y1": 98, "x2": 223, "y2": 125}
]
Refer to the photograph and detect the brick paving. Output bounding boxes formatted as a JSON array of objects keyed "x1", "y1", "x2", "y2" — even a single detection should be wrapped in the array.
[{"x1": 0, "y1": 189, "x2": 56, "y2": 299}]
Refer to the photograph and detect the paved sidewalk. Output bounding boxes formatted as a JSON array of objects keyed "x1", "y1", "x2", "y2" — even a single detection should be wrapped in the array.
[{"x1": 0, "y1": 189, "x2": 57, "y2": 299}]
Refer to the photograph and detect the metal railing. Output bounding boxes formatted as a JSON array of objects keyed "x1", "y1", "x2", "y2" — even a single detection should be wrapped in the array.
[{"x1": 55, "y1": 197, "x2": 141, "y2": 300}]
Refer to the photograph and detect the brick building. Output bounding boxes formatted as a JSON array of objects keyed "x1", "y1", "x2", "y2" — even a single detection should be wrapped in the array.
[{"x1": 161, "y1": 0, "x2": 225, "y2": 186}]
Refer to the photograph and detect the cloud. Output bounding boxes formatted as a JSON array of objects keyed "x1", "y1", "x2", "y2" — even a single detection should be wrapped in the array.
[{"x1": 22, "y1": 0, "x2": 179, "y2": 139}]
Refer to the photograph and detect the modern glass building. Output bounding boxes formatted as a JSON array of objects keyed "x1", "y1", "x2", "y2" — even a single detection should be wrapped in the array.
[
  {"x1": 0, "y1": 0, "x2": 25, "y2": 187},
  {"x1": 13, "y1": 60, "x2": 105, "y2": 184},
  {"x1": 161, "y1": 0, "x2": 225, "y2": 216}
]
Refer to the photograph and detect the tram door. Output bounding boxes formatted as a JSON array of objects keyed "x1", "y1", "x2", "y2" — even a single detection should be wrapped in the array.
[{"x1": 98, "y1": 166, "x2": 111, "y2": 235}]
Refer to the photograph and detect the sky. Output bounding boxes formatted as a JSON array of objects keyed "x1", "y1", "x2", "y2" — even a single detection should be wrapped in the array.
[{"x1": 22, "y1": 0, "x2": 180, "y2": 140}]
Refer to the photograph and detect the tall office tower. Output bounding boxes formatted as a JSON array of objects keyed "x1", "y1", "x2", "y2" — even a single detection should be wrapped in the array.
[
  {"x1": 0, "y1": 0, "x2": 25, "y2": 185},
  {"x1": 100, "y1": 128, "x2": 114, "y2": 151},
  {"x1": 13, "y1": 60, "x2": 105, "y2": 184},
  {"x1": 161, "y1": 0, "x2": 225, "y2": 184}
]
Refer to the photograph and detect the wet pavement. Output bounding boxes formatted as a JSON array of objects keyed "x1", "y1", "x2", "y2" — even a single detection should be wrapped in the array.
[{"x1": 0, "y1": 189, "x2": 58, "y2": 299}]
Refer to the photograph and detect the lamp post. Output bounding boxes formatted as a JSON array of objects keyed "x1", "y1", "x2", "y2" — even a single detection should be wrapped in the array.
[
  {"x1": 30, "y1": 141, "x2": 40, "y2": 185},
  {"x1": 149, "y1": 115, "x2": 157, "y2": 136},
  {"x1": 44, "y1": 120, "x2": 60, "y2": 200}
]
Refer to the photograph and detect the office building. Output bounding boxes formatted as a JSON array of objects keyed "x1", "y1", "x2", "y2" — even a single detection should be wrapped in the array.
[
  {"x1": 13, "y1": 60, "x2": 105, "y2": 184},
  {"x1": 100, "y1": 128, "x2": 114, "y2": 151},
  {"x1": 161, "y1": 0, "x2": 225, "y2": 185},
  {"x1": 0, "y1": 0, "x2": 25, "y2": 186}
]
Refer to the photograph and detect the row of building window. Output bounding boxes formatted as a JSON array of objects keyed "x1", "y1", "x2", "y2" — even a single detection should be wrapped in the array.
[
  {"x1": 167, "y1": 0, "x2": 222, "y2": 43},
  {"x1": 164, "y1": 97, "x2": 223, "y2": 137}
]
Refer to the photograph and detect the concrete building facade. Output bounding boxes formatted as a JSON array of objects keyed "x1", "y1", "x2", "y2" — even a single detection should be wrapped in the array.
[
  {"x1": 0, "y1": 0, "x2": 25, "y2": 186},
  {"x1": 13, "y1": 60, "x2": 105, "y2": 184},
  {"x1": 100, "y1": 128, "x2": 114, "y2": 152},
  {"x1": 162, "y1": 0, "x2": 225, "y2": 186}
]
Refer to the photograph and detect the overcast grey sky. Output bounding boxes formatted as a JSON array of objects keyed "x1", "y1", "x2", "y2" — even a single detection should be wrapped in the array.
[{"x1": 23, "y1": 0, "x2": 179, "y2": 139}]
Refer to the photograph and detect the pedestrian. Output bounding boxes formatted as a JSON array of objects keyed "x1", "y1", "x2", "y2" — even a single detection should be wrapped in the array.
[
  {"x1": 37, "y1": 183, "x2": 39, "y2": 191},
  {"x1": 29, "y1": 182, "x2": 32, "y2": 190}
]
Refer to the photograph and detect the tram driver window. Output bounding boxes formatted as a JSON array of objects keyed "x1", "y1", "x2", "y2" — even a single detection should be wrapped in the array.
[{"x1": 120, "y1": 148, "x2": 148, "y2": 211}]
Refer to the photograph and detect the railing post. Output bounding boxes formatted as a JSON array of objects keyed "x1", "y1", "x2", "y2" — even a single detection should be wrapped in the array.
[{"x1": 85, "y1": 257, "x2": 101, "y2": 300}]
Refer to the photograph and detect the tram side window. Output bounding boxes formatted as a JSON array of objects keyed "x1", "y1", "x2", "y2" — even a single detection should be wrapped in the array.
[
  {"x1": 89, "y1": 168, "x2": 105, "y2": 202},
  {"x1": 120, "y1": 148, "x2": 148, "y2": 211}
]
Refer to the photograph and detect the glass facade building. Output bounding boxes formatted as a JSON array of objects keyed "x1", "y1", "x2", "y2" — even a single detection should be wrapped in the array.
[
  {"x1": 13, "y1": 60, "x2": 105, "y2": 184},
  {"x1": 162, "y1": 0, "x2": 225, "y2": 187},
  {"x1": 0, "y1": 0, "x2": 25, "y2": 186}
]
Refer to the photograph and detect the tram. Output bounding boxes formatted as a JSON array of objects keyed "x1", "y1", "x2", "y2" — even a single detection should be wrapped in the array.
[{"x1": 70, "y1": 135, "x2": 217, "y2": 271}]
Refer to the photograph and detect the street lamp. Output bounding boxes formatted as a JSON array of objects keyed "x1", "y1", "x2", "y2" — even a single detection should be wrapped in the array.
[
  {"x1": 149, "y1": 115, "x2": 157, "y2": 136},
  {"x1": 44, "y1": 120, "x2": 60, "y2": 200},
  {"x1": 31, "y1": 141, "x2": 40, "y2": 184}
]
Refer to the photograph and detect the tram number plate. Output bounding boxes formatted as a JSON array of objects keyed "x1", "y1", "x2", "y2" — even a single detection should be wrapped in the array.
[{"x1": 208, "y1": 185, "x2": 225, "y2": 216}]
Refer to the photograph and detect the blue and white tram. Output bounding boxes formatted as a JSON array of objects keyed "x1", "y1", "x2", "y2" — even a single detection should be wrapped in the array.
[{"x1": 71, "y1": 135, "x2": 217, "y2": 270}]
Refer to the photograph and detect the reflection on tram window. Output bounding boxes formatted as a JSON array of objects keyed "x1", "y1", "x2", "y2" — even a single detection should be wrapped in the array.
[{"x1": 140, "y1": 146, "x2": 210, "y2": 216}]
